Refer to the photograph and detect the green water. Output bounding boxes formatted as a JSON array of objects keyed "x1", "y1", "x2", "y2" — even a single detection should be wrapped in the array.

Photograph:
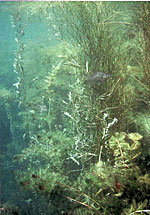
[{"x1": 0, "y1": 2, "x2": 150, "y2": 215}]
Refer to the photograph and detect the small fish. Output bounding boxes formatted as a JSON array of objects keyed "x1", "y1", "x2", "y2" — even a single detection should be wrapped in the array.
[
  {"x1": 38, "y1": 184, "x2": 45, "y2": 191},
  {"x1": 32, "y1": 174, "x2": 38, "y2": 179},
  {"x1": 36, "y1": 135, "x2": 41, "y2": 139},
  {"x1": 20, "y1": 181, "x2": 29, "y2": 187},
  {"x1": 13, "y1": 155, "x2": 22, "y2": 161},
  {"x1": 84, "y1": 72, "x2": 111, "y2": 86},
  {"x1": 114, "y1": 178, "x2": 121, "y2": 192}
]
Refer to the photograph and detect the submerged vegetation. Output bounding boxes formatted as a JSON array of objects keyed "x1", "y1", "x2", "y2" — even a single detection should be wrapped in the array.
[{"x1": 1, "y1": 1, "x2": 150, "y2": 214}]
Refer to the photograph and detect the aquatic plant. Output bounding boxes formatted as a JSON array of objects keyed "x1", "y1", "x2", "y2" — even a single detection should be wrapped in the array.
[
  {"x1": 130, "y1": 3, "x2": 150, "y2": 108},
  {"x1": 55, "y1": 132, "x2": 150, "y2": 215},
  {"x1": 11, "y1": 9, "x2": 26, "y2": 102},
  {"x1": 8, "y1": 2, "x2": 150, "y2": 214},
  {"x1": 127, "y1": 3, "x2": 150, "y2": 159}
]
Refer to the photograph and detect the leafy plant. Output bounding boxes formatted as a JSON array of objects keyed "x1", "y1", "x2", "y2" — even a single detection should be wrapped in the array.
[
  {"x1": 108, "y1": 132, "x2": 142, "y2": 168},
  {"x1": 7, "y1": 2, "x2": 150, "y2": 215}
]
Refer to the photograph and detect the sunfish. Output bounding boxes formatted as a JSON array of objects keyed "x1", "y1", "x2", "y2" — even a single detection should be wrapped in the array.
[{"x1": 84, "y1": 72, "x2": 111, "y2": 86}]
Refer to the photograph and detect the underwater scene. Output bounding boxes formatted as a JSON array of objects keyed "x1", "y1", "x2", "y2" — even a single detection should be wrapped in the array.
[{"x1": 1, "y1": 1, "x2": 150, "y2": 215}]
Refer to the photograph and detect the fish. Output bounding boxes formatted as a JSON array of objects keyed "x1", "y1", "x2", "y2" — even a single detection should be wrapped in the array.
[
  {"x1": 19, "y1": 181, "x2": 29, "y2": 187},
  {"x1": 84, "y1": 72, "x2": 111, "y2": 86},
  {"x1": 32, "y1": 174, "x2": 38, "y2": 179},
  {"x1": 114, "y1": 178, "x2": 121, "y2": 192},
  {"x1": 38, "y1": 184, "x2": 45, "y2": 191}
]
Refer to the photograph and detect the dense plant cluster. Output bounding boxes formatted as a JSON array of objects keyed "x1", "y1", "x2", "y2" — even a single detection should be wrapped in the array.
[{"x1": 1, "y1": 2, "x2": 150, "y2": 215}]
